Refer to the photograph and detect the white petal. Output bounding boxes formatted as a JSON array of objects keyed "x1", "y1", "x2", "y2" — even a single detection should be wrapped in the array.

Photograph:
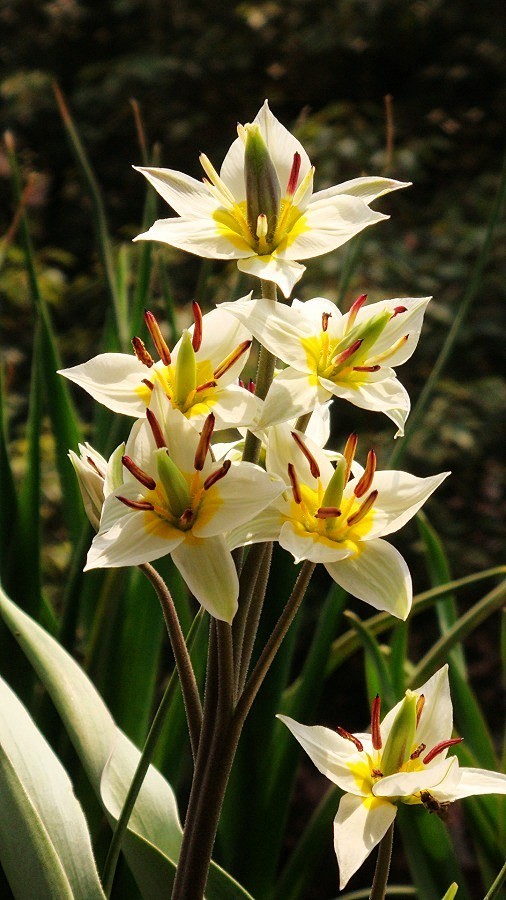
[
  {"x1": 380, "y1": 665, "x2": 453, "y2": 750},
  {"x1": 172, "y1": 304, "x2": 253, "y2": 380},
  {"x1": 194, "y1": 463, "x2": 285, "y2": 538},
  {"x1": 265, "y1": 421, "x2": 336, "y2": 487},
  {"x1": 134, "y1": 216, "x2": 253, "y2": 259},
  {"x1": 236, "y1": 254, "x2": 306, "y2": 297},
  {"x1": 200, "y1": 385, "x2": 261, "y2": 430},
  {"x1": 225, "y1": 506, "x2": 284, "y2": 550},
  {"x1": 353, "y1": 297, "x2": 430, "y2": 366},
  {"x1": 259, "y1": 369, "x2": 329, "y2": 429},
  {"x1": 59, "y1": 354, "x2": 149, "y2": 417},
  {"x1": 279, "y1": 520, "x2": 354, "y2": 565},
  {"x1": 133, "y1": 166, "x2": 217, "y2": 216},
  {"x1": 85, "y1": 508, "x2": 184, "y2": 570},
  {"x1": 334, "y1": 793, "x2": 397, "y2": 889},
  {"x1": 170, "y1": 535, "x2": 238, "y2": 622},
  {"x1": 373, "y1": 756, "x2": 458, "y2": 799},
  {"x1": 277, "y1": 716, "x2": 368, "y2": 793},
  {"x1": 325, "y1": 539, "x2": 412, "y2": 619},
  {"x1": 219, "y1": 297, "x2": 313, "y2": 369},
  {"x1": 320, "y1": 369, "x2": 411, "y2": 436},
  {"x1": 311, "y1": 176, "x2": 410, "y2": 206},
  {"x1": 305, "y1": 400, "x2": 333, "y2": 448},
  {"x1": 446, "y1": 767, "x2": 506, "y2": 801},
  {"x1": 366, "y1": 470, "x2": 450, "y2": 539},
  {"x1": 280, "y1": 195, "x2": 388, "y2": 261}
]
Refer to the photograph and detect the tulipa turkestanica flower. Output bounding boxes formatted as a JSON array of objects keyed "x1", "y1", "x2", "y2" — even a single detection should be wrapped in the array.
[
  {"x1": 220, "y1": 293, "x2": 430, "y2": 435},
  {"x1": 279, "y1": 665, "x2": 506, "y2": 889},
  {"x1": 85, "y1": 391, "x2": 284, "y2": 621},
  {"x1": 59, "y1": 304, "x2": 259, "y2": 430},
  {"x1": 133, "y1": 101, "x2": 409, "y2": 297},
  {"x1": 227, "y1": 425, "x2": 449, "y2": 618},
  {"x1": 68, "y1": 442, "x2": 125, "y2": 531}
]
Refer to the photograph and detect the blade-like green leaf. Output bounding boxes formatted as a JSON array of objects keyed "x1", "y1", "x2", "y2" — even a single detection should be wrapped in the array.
[
  {"x1": 0, "y1": 674, "x2": 105, "y2": 899},
  {"x1": 0, "y1": 363, "x2": 18, "y2": 577},
  {"x1": 397, "y1": 805, "x2": 471, "y2": 900},
  {"x1": 345, "y1": 610, "x2": 395, "y2": 708}
]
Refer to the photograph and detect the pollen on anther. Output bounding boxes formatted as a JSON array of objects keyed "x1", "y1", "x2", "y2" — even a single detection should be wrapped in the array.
[
  {"x1": 410, "y1": 743, "x2": 426, "y2": 760},
  {"x1": 144, "y1": 310, "x2": 172, "y2": 366},
  {"x1": 132, "y1": 336, "x2": 154, "y2": 368},
  {"x1": 117, "y1": 496, "x2": 154, "y2": 512},
  {"x1": 192, "y1": 301, "x2": 203, "y2": 352},
  {"x1": 354, "y1": 450, "x2": 376, "y2": 498},
  {"x1": 347, "y1": 489, "x2": 378, "y2": 527},
  {"x1": 321, "y1": 311, "x2": 332, "y2": 332},
  {"x1": 122, "y1": 455, "x2": 157, "y2": 490},
  {"x1": 315, "y1": 506, "x2": 341, "y2": 519},
  {"x1": 194, "y1": 414, "x2": 215, "y2": 471},
  {"x1": 146, "y1": 408, "x2": 166, "y2": 449},
  {"x1": 287, "y1": 463, "x2": 302, "y2": 504},
  {"x1": 203, "y1": 459, "x2": 231, "y2": 490},
  {"x1": 337, "y1": 727, "x2": 364, "y2": 753},
  {"x1": 371, "y1": 694, "x2": 382, "y2": 750}
]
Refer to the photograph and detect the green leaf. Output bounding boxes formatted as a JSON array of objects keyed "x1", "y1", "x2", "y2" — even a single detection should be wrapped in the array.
[
  {"x1": 397, "y1": 805, "x2": 471, "y2": 900},
  {"x1": 345, "y1": 610, "x2": 395, "y2": 708},
  {"x1": 0, "y1": 674, "x2": 105, "y2": 899},
  {"x1": 441, "y1": 885, "x2": 458, "y2": 900}
]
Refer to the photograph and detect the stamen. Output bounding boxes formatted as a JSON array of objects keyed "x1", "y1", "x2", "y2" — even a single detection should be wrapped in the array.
[
  {"x1": 347, "y1": 489, "x2": 378, "y2": 527},
  {"x1": 192, "y1": 301, "x2": 203, "y2": 352},
  {"x1": 354, "y1": 450, "x2": 376, "y2": 498},
  {"x1": 146, "y1": 408, "x2": 166, "y2": 449},
  {"x1": 391, "y1": 305, "x2": 407, "y2": 318},
  {"x1": 122, "y1": 455, "x2": 157, "y2": 490},
  {"x1": 315, "y1": 506, "x2": 341, "y2": 519},
  {"x1": 416, "y1": 694, "x2": 425, "y2": 726},
  {"x1": 214, "y1": 340, "x2": 252, "y2": 379},
  {"x1": 286, "y1": 151, "x2": 301, "y2": 196},
  {"x1": 367, "y1": 335, "x2": 409, "y2": 367},
  {"x1": 248, "y1": 379, "x2": 256, "y2": 394},
  {"x1": 179, "y1": 508, "x2": 195, "y2": 528},
  {"x1": 142, "y1": 378, "x2": 154, "y2": 390},
  {"x1": 287, "y1": 463, "x2": 302, "y2": 504},
  {"x1": 291, "y1": 432, "x2": 320, "y2": 479},
  {"x1": 321, "y1": 311, "x2": 332, "y2": 332},
  {"x1": 371, "y1": 694, "x2": 382, "y2": 750},
  {"x1": 195, "y1": 379, "x2": 217, "y2": 393},
  {"x1": 256, "y1": 213, "x2": 268, "y2": 239},
  {"x1": 194, "y1": 413, "x2": 215, "y2": 471},
  {"x1": 410, "y1": 743, "x2": 426, "y2": 760},
  {"x1": 203, "y1": 459, "x2": 231, "y2": 490},
  {"x1": 353, "y1": 365, "x2": 381, "y2": 373},
  {"x1": 199, "y1": 153, "x2": 236, "y2": 206},
  {"x1": 144, "y1": 310, "x2": 171, "y2": 365},
  {"x1": 132, "y1": 336, "x2": 154, "y2": 367},
  {"x1": 343, "y1": 432, "x2": 358, "y2": 483},
  {"x1": 86, "y1": 456, "x2": 105, "y2": 478},
  {"x1": 337, "y1": 727, "x2": 364, "y2": 753},
  {"x1": 238, "y1": 379, "x2": 245, "y2": 389},
  {"x1": 345, "y1": 293, "x2": 368, "y2": 332},
  {"x1": 117, "y1": 496, "x2": 154, "y2": 512},
  {"x1": 292, "y1": 165, "x2": 314, "y2": 206},
  {"x1": 371, "y1": 768, "x2": 384, "y2": 778},
  {"x1": 331, "y1": 338, "x2": 363, "y2": 369},
  {"x1": 423, "y1": 738, "x2": 464, "y2": 765}
]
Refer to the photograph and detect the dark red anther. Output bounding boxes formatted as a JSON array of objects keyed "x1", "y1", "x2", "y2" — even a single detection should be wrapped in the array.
[
  {"x1": 142, "y1": 378, "x2": 154, "y2": 390},
  {"x1": 86, "y1": 456, "x2": 105, "y2": 478},
  {"x1": 343, "y1": 432, "x2": 358, "y2": 483},
  {"x1": 354, "y1": 449, "x2": 377, "y2": 498},
  {"x1": 410, "y1": 743, "x2": 426, "y2": 760},
  {"x1": 195, "y1": 379, "x2": 217, "y2": 394},
  {"x1": 391, "y1": 306, "x2": 407, "y2": 318},
  {"x1": 122, "y1": 455, "x2": 157, "y2": 490},
  {"x1": 352, "y1": 365, "x2": 381, "y2": 373},
  {"x1": 371, "y1": 694, "x2": 382, "y2": 750},
  {"x1": 315, "y1": 506, "x2": 341, "y2": 519},
  {"x1": 291, "y1": 432, "x2": 321, "y2": 479},
  {"x1": 423, "y1": 738, "x2": 464, "y2": 765},
  {"x1": 332, "y1": 339, "x2": 363, "y2": 369},
  {"x1": 371, "y1": 768, "x2": 384, "y2": 778},
  {"x1": 214, "y1": 340, "x2": 252, "y2": 379},
  {"x1": 238, "y1": 379, "x2": 245, "y2": 389},
  {"x1": 337, "y1": 727, "x2": 364, "y2": 753},
  {"x1": 347, "y1": 489, "x2": 378, "y2": 527},
  {"x1": 346, "y1": 293, "x2": 368, "y2": 330},
  {"x1": 132, "y1": 336, "x2": 154, "y2": 367},
  {"x1": 248, "y1": 379, "x2": 256, "y2": 394},
  {"x1": 179, "y1": 508, "x2": 195, "y2": 527},
  {"x1": 144, "y1": 309, "x2": 172, "y2": 365},
  {"x1": 117, "y1": 496, "x2": 154, "y2": 512},
  {"x1": 203, "y1": 459, "x2": 231, "y2": 490},
  {"x1": 192, "y1": 301, "x2": 203, "y2": 352},
  {"x1": 416, "y1": 694, "x2": 425, "y2": 726},
  {"x1": 286, "y1": 151, "x2": 302, "y2": 196},
  {"x1": 194, "y1": 414, "x2": 215, "y2": 471},
  {"x1": 321, "y1": 311, "x2": 332, "y2": 332},
  {"x1": 287, "y1": 463, "x2": 302, "y2": 504},
  {"x1": 146, "y1": 408, "x2": 166, "y2": 449}
]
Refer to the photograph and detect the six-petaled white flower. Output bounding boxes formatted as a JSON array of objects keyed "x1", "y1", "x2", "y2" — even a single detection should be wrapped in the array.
[
  {"x1": 133, "y1": 101, "x2": 409, "y2": 297},
  {"x1": 279, "y1": 665, "x2": 506, "y2": 889},
  {"x1": 220, "y1": 294, "x2": 430, "y2": 435},
  {"x1": 227, "y1": 425, "x2": 449, "y2": 618}
]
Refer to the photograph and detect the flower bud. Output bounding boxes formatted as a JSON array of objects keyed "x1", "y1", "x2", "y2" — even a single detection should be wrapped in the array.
[
  {"x1": 381, "y1": 690, "x2": 418, "y2": 776},
  {"x1": 244, "y1": 124, "x2": 281, "y2": 243},
  {"x1": 69, "y1": 442, "x2": 124, "y2": 531}
]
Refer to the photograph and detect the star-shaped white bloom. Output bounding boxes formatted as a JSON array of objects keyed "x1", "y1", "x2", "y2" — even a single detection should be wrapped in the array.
[
  {"x1": 227, "y1": 425, "x2": 449, "y2": 619},
  {"x1": 220, "y1": 293, "x2": 430, "y2": 435},
  {"x1": 59, "y1": 304, "x2": 259, "y2": 431},
  {"x1": 133, "y1": 101, "x2": 409, "y2": 297},
  {"x1": 279, "y1": 665, "x2": 506, "y2": 889},
  {"x1": 85, "y1": 394, "x2": 284, "y2": 622}
]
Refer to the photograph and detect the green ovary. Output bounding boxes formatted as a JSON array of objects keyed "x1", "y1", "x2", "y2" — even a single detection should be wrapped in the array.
[{"x1": 289, "y1": 482, "x2": 375, "y2": 544}]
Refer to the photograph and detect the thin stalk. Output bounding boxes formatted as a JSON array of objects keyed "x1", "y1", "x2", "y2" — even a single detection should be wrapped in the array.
[
  {"x1": 232, "y1": 542, "x2": 269, "y2": 688},
  {"x1": 370, "y1": 822, "x2": 395, "y2": 900},
  {"x1": 235, "y1": 560, "x2": 316, "y2": 727},
  {"x1": 242, "y1": 279, "x2": 278, "y2": 464},
  {"x1": 139, "y1": 563, "x2": 202, "y2": 760},
  {"x1": 237, "y1": 541, "x2": 273, "y2": 694},
  {"x1": 389, "y1": 151, "x2": 506, "y2": 469},
  {"x1": 101, "y1": 608, "x2": 205, "y2": 897},
  {"x1": 484, "y1": 859, "x2": 506, "y2": 900}
]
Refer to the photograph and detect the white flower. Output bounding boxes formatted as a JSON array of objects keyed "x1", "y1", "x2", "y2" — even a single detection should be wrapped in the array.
[
  {"x1": 68, "y1": 442, "x2": 125, "y2": 530},
  {"x1": 133, "y1": 101, "x2": 409, "y2": 297},
  {"x1": 220, "y1": 294, "x2": 430, "y2": 435},
  {"x1": 279, "y1": 665, "x2": 506, "y2": 889},
  {"x1": 227, "y1": 425, "x2": 449, "y2": 619},
  {"x1": 85, "y1": 396, "x2": 284, "y2": 622},
  {"x1": 59, "y1": 304, "x2": 259, "y2": 431}
]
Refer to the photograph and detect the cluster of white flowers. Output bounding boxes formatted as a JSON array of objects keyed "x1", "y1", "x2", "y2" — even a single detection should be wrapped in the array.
[{"x1": 61, "y1": 101, "x2": 506, "y2": 888}]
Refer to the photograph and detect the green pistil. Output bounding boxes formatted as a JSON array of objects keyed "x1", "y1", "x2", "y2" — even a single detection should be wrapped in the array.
[
  {"x1": 381, "y1": 691, "x2": 418, "y2": 776},
  {"x1": 321, "y1": 458, "x2": 347, "y2": 515},
  {"x1": 173, "y1": 331, "x2": 197, "y2": 409},
  {"x1": 156, "y1": 449, "x2": 190, "y2": 518},
  {"x1": 244, "y1": 124, "x2": 281, "y2": 243}
]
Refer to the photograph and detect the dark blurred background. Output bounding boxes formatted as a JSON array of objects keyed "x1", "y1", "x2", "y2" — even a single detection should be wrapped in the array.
[{"x1": 1, "y1": 1, "x2": 505, "y2": 896}]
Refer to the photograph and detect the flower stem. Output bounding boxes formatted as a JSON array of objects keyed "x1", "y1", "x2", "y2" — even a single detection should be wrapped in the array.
[
  {"x1": 235, "y1": 541, "x2": 273, "y2": 695},
  {"x1": 369, "y1": 822, "x2": 394, "y2": 900},
  {"x1": 139, "y1": 563, "x2": 202, "y2": 760},
  {"x1": 242, "y1": 279, "x2": 277, "y2": 465}
]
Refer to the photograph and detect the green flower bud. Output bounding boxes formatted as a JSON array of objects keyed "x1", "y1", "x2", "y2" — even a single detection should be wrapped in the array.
[
  {"x1": 173, "y1": 330, "x2": 197, "y2": 409},
  {"x1": 244, "y1": 124, "x2": 281, "y2": 243},
  {"x1": 381, "y1": 690, "x2": 418, "y2": 776},
  {"x1": 156, "y1": 449, "x2": 190, "y2": 518}
]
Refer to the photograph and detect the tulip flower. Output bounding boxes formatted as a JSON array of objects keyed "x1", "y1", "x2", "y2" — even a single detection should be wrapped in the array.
[
  {"x1": 279, "y1": 665, "x2": 506, "y2": 888},
  {"x1": 220, "y1": 293, "x2": 430, "y2": 435},
  {"x1": 68, "y1": 442, "x2": 125, "y2": 531},
  {"x1": 133, "y1": 101, "x2": 409, "y2": 297}
]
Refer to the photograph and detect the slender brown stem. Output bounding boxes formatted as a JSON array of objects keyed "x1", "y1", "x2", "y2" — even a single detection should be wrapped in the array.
[
  {"x1": 237, "y1": 541, "x2": 273, "y2": 694},
  {"x1": 139, "y1": 563, "x2": 202, "y2": 760},
  {"x1": 369, "y1": 822, "x2": 395, "y2": 900},
  {"x1": 242, "y1": 279, "x2": 278, "y2": 465}
]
